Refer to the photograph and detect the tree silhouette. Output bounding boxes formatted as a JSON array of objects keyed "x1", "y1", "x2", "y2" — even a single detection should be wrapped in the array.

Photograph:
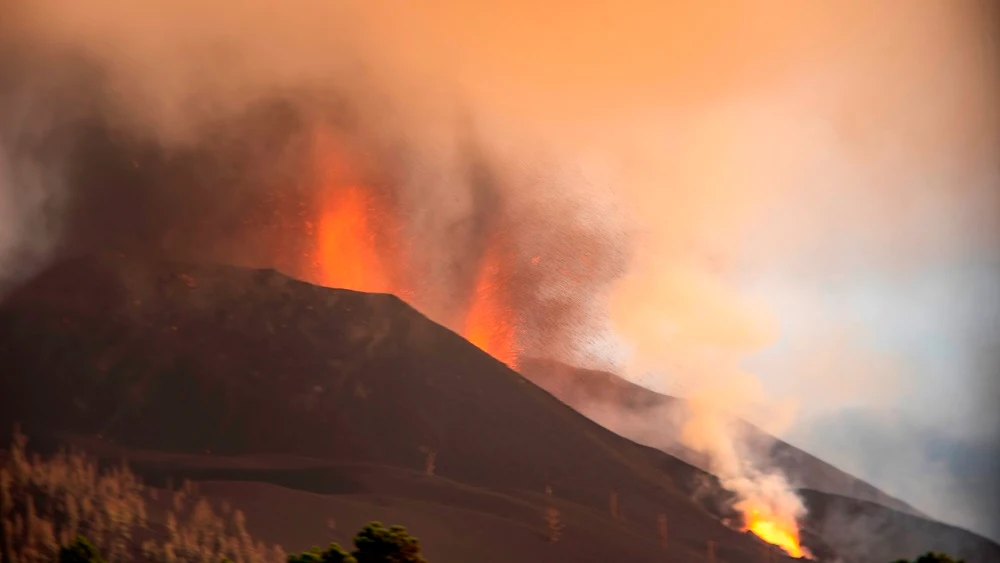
[
  {"x1": 893, "y1": 553, "x2": 965, "y2": 563},
  {"x1": 352, "y1": 522, "x2": 427, "y2": 563},
  {"x1": 288, "y1": 522, "x2": 427, "y2": 563},
  {"x1": 287, "y1": 542, "x2": 356, "y2": 563},
  {"x1": 58, "y1": 536, "x2": 106, "y2": 563}
]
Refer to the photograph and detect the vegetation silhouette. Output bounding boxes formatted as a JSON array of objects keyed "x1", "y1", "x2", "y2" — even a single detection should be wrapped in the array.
[
  {"x1": 1, "y1": 429, "x2": 286, "y2": 562},
  {"x1": 894, "y1": 553, "x2": 965, "y2": 563},
  {"x1": 58, "y1": 536, "x2": 106, "y2": 563},
  {"x1": 3, "y1": 429, "x2": 432, "y2": 563},
  {"x1": 288, "y1": 522, "x2": 427, "y2": 563},
  {"x1": 53, "y1": 523, "x2": 429, "y2": 563}
]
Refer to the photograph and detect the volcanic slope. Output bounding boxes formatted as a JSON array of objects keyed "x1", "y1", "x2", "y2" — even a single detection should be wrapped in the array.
[
  {"x1": 518, "y1": 357, "x2": 925, "y2": 515},
  {"x1": 0, "y1": 255, "x2": 995, "y2": 563},
  {"x1": 518, "y1": 357, "x2": 1000, "y2": 563}
]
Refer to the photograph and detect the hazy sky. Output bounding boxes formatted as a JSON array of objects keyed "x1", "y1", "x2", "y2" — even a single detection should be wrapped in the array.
[
  {"x1": 609, "y1": 61, "x2": 1000, "y2": 537},
  {"x1": 742, "y1": 181, "x2": 1000, "y2": 537}
]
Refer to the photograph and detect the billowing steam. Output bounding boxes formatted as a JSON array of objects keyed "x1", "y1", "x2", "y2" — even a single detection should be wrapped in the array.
[
  {"x1": 0, "y1": 54, "x2": 75, "y2": 292},
  {"x1": 1, "y1": 0, "x2": 998, "y2": 552}
]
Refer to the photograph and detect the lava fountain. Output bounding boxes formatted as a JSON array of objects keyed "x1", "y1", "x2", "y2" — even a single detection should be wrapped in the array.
[
  {"x1": 309, "y1": 129, "x2": 409, "y2": 298},
  {"x1": 462, "y1": 244, "x2": 521, "y2": 368},
  {"x1": 307, "y1": 128, "x2": 521, "y2": 366},
  {"x1": 316, "y1": 184, "x2": 393, "y2": 294}
]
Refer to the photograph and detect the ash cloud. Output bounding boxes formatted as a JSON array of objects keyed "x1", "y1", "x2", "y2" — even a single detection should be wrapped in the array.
[
  {"x1": 0, "y1": 0, "x2": 631, "y2": 363},
  {"x1": 0, "y1": 49, "x2": 84, "y2": 293},
  {"x1": 1, "y1": 0, "x2": 999, "y2": 546}
]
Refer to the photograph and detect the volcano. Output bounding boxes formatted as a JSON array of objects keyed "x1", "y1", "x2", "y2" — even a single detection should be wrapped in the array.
[{"x1": 0, "y1": 256, "x2": 997, "y2": 563}]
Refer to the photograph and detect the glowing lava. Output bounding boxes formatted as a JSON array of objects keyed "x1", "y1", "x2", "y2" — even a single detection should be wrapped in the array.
[
  {"x1": 463, "y1": 248, "x2": 520, "y2": 368},
  {"x1": 316, "y1": 184, "x2": 393, "y2": 294},
  {"x1": 743, "y1": 508, "x2": 808, "y2": 559},
  {"x1": 308, "y1": 128, "x2": 520, "y2": 365},
  {"x1": 310, "y1": 129, "x2": 406, "y2": 296}
]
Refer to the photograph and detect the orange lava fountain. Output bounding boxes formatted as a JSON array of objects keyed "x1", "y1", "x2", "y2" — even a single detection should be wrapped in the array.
[
  {"x1": 742, "y1": 508, "x2": 809, "y2": 559},
  {"x1": 462, "y1": 246, "x2": 520, "y2": 368},
  {"x1": 316, "y1": 184, "x2": 393, "y2": 294},
  {"x1": 308, "y1": 128, "x2": 520, "y2": 365},
  {"x1": 310, "y1": 130, "x2": 405, "y2": 297}
]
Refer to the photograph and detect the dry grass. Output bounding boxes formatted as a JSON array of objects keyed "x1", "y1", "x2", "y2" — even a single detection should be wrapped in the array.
[
  {"x1": 656, "y1": 513, "x2": 669, "y2": 552},
  {"x1": 542, "y1": 486, "x2": 563, "y2": 544},
  {"x1": 0, "y1": 430, "x2": 286, "y2": 563}
]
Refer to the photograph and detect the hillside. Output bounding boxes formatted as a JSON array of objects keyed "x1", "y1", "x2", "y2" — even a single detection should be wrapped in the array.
[
  {"x1": 0, "y1": 255, "x2": 996, "y2": 563},
  {"x1": 517, "y1": 360, "x2": 1000, "y2": 563},
  {"x1": 517, "y1": 358, "x2": 926, "y2": 517}
]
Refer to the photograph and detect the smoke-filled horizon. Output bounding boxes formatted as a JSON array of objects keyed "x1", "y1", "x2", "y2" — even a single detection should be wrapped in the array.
[{"x1": 2, "y1": 0, "x2": 998, "y2": 544}]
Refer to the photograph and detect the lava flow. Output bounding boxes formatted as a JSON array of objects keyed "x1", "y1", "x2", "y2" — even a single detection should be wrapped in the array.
[{"x1": 743, "y1": 508, "x2": 809, "y2": 559}]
